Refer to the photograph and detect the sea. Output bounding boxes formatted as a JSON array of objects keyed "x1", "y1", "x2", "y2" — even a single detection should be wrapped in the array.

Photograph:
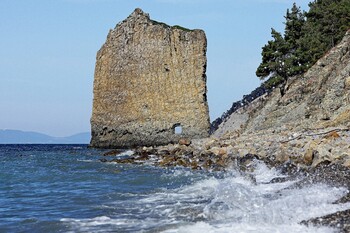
[{"x1": 1, "y1": 144, "x2": 350, "y2": 233}]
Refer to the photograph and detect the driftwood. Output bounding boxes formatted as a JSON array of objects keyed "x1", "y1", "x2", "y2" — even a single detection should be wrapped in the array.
[{"x1": 280, "y1": 128, "x2": 349, "y2": 143}]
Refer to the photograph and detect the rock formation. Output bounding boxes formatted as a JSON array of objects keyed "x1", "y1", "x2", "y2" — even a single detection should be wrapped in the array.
[
  {"x1": 102, "y1": 30, "x2": 350, "y2": 169},
  {"x1": 90, "y1": 8, "x2": 210, "y2": 148}
]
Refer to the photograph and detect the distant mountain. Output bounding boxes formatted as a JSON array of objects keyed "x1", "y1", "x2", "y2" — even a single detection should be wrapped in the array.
[
  {"x1": 61, "y1": 132, "x2": 91, "y2": 144},
  {"x1": 0, "y1": 130, "x2": 90, "y2": 144}
]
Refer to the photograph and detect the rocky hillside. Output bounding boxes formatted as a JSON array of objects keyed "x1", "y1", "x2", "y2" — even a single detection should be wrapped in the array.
[
  {"x1": 210, "y1": 85, "x2": 270, "y2": 134},
  {"x1": 212, "y1": 29, "x2": 350, "y2": 167},
  {"x1": 216, "y1": 29, "x2": 350, "y2": 136}
]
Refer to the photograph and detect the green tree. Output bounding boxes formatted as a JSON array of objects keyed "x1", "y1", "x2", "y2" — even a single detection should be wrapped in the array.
[
  {"x1": 299, "y1": 0, "x2": 350, "y2": 67},
  {"x1": 256, "y1": 3, "x2": 305, "y2": 88},
  {"x1": 256, "y1": 1, "x2": 350, "y2": 88},
  {"x1": 284, "y1": 3, "x2": 305, "y2": 48},
  {"x1": 256, "y1": 29, "x2": 288, "y2": 87},
  {"x1": 284, "y1": 3, "x2": 305, "y2": 76}
]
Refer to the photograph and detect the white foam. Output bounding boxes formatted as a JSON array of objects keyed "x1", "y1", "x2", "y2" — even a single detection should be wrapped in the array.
[
  {"x1": 77, "y1": 159, "x2": 95, "y2": 163},
  {"x1": 109, "y1": 150, "x2": 135, "y2": 157},
  {"x1": 61, "y1": 162, "x2": 350, "y2": 233},
  {"x1": 164, "y1": 222, "x2": 336, "y2": 233},
  {"x1": 126, "y1": 150, "x2": 135, "y2": 156},
  {"x1": 252, "y1": 160, "x2": 286, "y2": 183}
]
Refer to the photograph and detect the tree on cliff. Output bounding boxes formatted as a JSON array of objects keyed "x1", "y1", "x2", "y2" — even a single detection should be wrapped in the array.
[
  {"x1": 255, "y1": 29, "x2": 289, "y2": 87},
  {"x1": 284, "y1": 3, "x2": 306, "y2": 75},
  {"x1": 298, "y1": 0, "x2": 350, "y2": 68},
  {"x1": 256, "y1": 3, "x2": 305, "y2": 88},
  {"x1": 257, "y1": 0, "x2": 350, "y2": 88}
]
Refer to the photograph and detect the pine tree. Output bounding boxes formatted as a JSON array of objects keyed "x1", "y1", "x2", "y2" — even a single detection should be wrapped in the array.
[
  {"x1": 256, "y1": 29, "x2": 288, "y2": 87},
  {"x1": 284, "y1": 3, "x2": 305, "y2": 47},
  {"x1": 284, "y1": 3, "x2": 305, "y2": 76},
  {"x1": 256, "y1": 3, "x2": 305, "y2": 88},
  {"x1": 256, "y1": 1, "x2": 350, "y2": 88},
  {"x1": 299, "y1": 0, "x2": 350, "y2": 67}
]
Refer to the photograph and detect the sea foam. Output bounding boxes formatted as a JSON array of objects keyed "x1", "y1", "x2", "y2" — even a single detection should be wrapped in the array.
[{"x1": 61, "y1": 161, "x2": 350, "y2": 233}]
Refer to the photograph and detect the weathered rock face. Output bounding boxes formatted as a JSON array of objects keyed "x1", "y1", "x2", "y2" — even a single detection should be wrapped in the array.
[
  {"x1": 90, "y1": 8, "x2": 210, "y2": 148},
  {"x1": 211, "y1": 29, "x2": 350, "y2": 168},
  {"x1": 215, "y1": 29, "x2": 350, "y2": 137}
]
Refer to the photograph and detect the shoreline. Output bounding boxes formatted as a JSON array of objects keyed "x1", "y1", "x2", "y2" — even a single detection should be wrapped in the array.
[
  {"x1": 101, "y1": 125, "x2": 350, "y2": 170},
  {"x1": 100, "y1": 126, "x2": 350, "y2": 232}
]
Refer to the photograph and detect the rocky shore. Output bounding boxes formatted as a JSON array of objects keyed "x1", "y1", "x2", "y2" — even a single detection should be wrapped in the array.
[
  {"x1": 101, "y1": 125, "x2": 350, "y2": 170},
  {"x1": 99, "y1": 131, "x2": 350, "y2": 231},
  {"x1": 95, "y1": 26, "x2": 350, "y2": 232},
  {"x1": 97, "y1": 28, "x2": 350, "y2": 230}
]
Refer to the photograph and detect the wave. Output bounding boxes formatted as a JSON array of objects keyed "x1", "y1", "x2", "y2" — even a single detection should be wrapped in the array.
[{"x1": 61, "y1": 161, "x2": 350, "y2": 233}]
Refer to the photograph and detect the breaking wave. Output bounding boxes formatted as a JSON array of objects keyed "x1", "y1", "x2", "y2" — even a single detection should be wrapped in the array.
[{"x1": 62, "y1": 161, "x2": 350, "y2": 233}]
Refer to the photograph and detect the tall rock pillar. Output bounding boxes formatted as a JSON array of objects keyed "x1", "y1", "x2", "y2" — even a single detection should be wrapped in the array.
[{"x1": 90, "y1": 8, "x2": 210, "y2": 148}]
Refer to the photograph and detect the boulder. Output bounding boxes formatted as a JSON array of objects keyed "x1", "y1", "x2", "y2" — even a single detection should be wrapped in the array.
[{"x1": 179, "y1": 138, "x2": 191, "y2": 146}]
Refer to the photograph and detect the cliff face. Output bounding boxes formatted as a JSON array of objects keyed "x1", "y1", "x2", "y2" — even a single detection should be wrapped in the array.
[
  {"x1": 215, "y1": 30, "x2": 350, "y2": 137},
  {"x1": 212, "y1": 30, "x2": 350, "y2": 167},
  {"x1": 90, "y1": 9, "x2": 210, "y2": 148}
]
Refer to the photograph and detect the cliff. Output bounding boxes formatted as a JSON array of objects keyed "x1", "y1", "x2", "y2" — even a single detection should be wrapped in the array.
[
  {"x1": 212, "y1": 29, "x2": 350, "y2": 166},
  {"x1": 215, "y1": 29, "x2": 350, "y2": 137},
  {"x1": 90, "y1": 9, "x2": 210, "y2": 148},
  {"x1": 107, "y1": 29, "x2": 350, "y2": 169}
]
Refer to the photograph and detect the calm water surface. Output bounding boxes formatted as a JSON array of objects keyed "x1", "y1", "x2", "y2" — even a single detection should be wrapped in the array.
[{"x1": 0, "y1": 144, "x2": 349, "y2": 233}]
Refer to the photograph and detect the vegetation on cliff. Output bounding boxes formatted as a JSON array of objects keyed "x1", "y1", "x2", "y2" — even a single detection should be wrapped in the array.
[
  {"x1": 257, "y1": 0, "x2": 350, "y2": 88},
  {"x1": 211, "y1": 0, "x2": 350, "y2": 133}
]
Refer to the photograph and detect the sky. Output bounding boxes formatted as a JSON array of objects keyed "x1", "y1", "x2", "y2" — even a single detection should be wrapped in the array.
[{"x1": 0, "y1": 0, "x2": 311, "y2": 137}]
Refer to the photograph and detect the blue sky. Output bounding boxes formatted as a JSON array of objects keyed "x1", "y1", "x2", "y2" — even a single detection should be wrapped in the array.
[{"x1": 0, "y1": 0, "x2": 310, "y2": 137}]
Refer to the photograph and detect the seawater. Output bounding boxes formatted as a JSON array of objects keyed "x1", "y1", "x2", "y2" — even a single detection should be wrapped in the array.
[{"x1": 1, "y1": 144, "x2": 349, "y2": 233}]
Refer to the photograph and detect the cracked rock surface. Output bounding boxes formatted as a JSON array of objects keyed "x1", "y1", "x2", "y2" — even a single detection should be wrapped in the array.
[{"x1": 90, "y1": 8, "x2": 210, "y2": 148}]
